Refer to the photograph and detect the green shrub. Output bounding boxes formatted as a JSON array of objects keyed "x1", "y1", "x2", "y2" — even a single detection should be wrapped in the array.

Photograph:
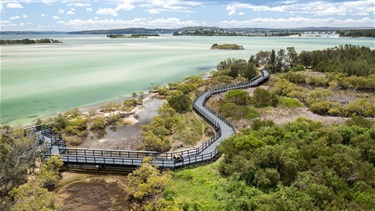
[
  {"x1": 225, "y1": 90, "x2": 251, "y2": 105},
  {"x1": 278, "y1": 97, "x2": 302, "y2": 108},
  {"x1": 253, "y1": 88, "x2": 278, "y2": 107},
  {"x1": 309, "y1": 100, "x2": 333, "y2": 115},
  {"x1": 168, "y1": 94, "x2": 192, "y2": 113}
]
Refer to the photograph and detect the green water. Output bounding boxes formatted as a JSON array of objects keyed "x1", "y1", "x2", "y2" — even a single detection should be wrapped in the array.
[{"x1": 1, "y1": 34, "x2": 374, "y2": 126}]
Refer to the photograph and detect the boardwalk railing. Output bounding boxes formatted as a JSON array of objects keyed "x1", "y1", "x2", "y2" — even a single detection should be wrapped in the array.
[
  {"x1": 40, "y1": 70, "x2": 270, "y2": 168},
  {"x1": 44, "y1": 148, "x2": 220, "y2": 169}
]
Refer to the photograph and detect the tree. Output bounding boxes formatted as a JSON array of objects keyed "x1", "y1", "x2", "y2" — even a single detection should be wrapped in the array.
[
  {"x1": 253, "y1": 88, "x2": 278, "y2": 107},
  {"x1": 142, "y1": 130, "x2": 170, "y2": 152},
  {"x1": 126, "y1": 157, "x2": 175, "y2": 208},
  {"x1": 8, "y1": 180, "x2": 61, "y2": 211},
  {"x1": 276, "y1": 49, "x2": 286, "y2": 72},
  {"x1": 7, "y1": 156, "x2": 63, "y2": 211},
  {"x1": 0, "y1": 127, "x2": 37, "y2": 201},
  {"x1": 167, "y1": 94, "x2": 192, "y2": 113},
  {"x1": 256, "y1": 51, "x2": 271, "y2": 67},
  {"x1": 287, "y1": 47, "x2": 298, "y2": 68},
  {"x1": 298, "y1": 50, "x2": 311, "y2": 68},
  {"x1": 241, "y1": 62, "x2": 258, "y2": 80},
  {"x1": 132, "y1": 92, "x2": 137, "y2": 100},
  {"x1": 38, "y1": 156, "x2": 64, "y2": 190},
  {"x1": 269, "y1": 49, "x2": 276, "y2": 72}
]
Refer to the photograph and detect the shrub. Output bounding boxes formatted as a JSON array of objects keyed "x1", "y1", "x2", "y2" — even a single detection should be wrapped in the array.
[
  {"x1": 252, "y1": 119, "x2": 276, "y2": 130},
  {"x1": 278, "y1": 97, "x2": 302, "y2": 108},
  {"x1": 253, "y1": 88, "x2": 278, "y2": 107},
  {"x1": 224, "y1": 90, "x2": 251, "y2": 105},
  {"x1": 309, "y1": 100, "x2": 333, "y2": 115},
  {"x1": 168, "y1": 94, "x2": 192, "y2": 113}
]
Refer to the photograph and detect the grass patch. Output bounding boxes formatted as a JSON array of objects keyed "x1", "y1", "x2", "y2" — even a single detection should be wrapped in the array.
[
  {"x1": 170, "y1": 161, "x2": 227, "y2": 210},
  {"x1": 278, "y1": 96, "x2": 302, "y2": 108},
  {"x1": 172, "y1": 112, "x2": 212, "y2": 147}
]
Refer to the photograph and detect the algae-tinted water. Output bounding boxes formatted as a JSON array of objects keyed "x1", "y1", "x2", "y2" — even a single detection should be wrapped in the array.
[{"x1": 1, "y1": 34, "x2": 373, "y2": 126}]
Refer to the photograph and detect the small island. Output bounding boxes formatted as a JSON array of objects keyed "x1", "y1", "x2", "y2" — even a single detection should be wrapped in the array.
[
  {"x1": 0, "y1": 38, "x2": 62, "y2": 45},
  {"x1": 211, "y1": 43, "x2": 244, "y2": 50},
  {"x1": 107, "y1": 33, "x2": 160, "y2": 38}
]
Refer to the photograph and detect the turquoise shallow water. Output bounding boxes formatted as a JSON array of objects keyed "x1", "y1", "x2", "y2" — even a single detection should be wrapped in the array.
[{"x1": 1, "y1": 34, "x2": 374, "y2": 126}]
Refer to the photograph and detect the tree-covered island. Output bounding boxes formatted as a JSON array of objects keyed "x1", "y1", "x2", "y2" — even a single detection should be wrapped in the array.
[
  {"x1": 107, "y1": 33, "x2": 160, "y2": 38},
  {"x1": 0, "y1": 38, "x2": 62, "y2": 45},
  {"x1": 211, "y1": 43, "x2": 244, "y2": 50}
]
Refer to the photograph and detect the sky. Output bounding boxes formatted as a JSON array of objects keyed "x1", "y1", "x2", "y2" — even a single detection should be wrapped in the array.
[{"x1": 1, "y1": 0, "x2": 374, "y2": 31}]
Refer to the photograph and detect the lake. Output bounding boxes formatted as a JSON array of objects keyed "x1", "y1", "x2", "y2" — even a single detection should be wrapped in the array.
[{"x1": 1, "y1": 34, "x2": 374, "y2": 126}]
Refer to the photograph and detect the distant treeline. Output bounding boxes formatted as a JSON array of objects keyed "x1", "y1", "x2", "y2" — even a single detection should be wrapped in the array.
[
  {"x1": 0, "y1": 38, "x2": 62, "y2": 45},
  {"x1": 337, "y1": 29, "x2": 375, "y2": 37},
  {"x1": 107, "y1": 33, "x2": 160, "y2": 38}
]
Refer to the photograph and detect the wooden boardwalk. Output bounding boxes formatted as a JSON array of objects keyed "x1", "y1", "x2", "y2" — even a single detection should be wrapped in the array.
[{"x1": 38, "y1": 70, "x2": 270, "y2": 169}]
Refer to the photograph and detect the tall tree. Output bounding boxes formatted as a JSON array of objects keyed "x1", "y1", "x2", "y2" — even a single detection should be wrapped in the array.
[
  {"x1": 269, "y1": 49, "x2": 276, "y2": 73},
  {"x1": 0, "y1": 127, "x2": 37, "y2": 201},
  {"x1": 287, "y1": 47, "x2": 298, "y2": 68}
]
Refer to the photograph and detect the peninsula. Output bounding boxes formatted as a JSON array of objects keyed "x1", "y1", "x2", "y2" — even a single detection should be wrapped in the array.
[{"x1": 0, "y1": 38, "x2": 62, "y2": 45}]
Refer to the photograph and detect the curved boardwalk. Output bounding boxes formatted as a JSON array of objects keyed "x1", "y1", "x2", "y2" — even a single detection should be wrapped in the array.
[{"x1": 37, "y1": 70, "x2": 270, "y2": 169}]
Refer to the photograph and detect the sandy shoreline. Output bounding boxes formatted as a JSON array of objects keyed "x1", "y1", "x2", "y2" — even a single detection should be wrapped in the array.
[{"x1": 18, "y1": 92, "x2": 157, "y2": 129}]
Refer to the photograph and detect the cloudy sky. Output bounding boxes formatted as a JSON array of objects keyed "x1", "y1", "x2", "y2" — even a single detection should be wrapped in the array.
[{"x1": 1, "y1": 0, "x2": 374, "y2": 31}]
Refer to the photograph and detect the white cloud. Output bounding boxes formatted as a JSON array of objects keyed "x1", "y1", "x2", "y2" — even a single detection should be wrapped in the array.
[
  {"x1": 238, "y1": 12, "x2": 244, "y2": 15},
  {"x1": 41, "y1": 14, "x2": 47, "y2": 17},
  {"x1": 86, "y1": 7, "x2": 93, "y2": 12},
  {"x1": 58, "y1": 9, "x2": 64, "y2": 14},
  {"x1": 59, "y1": 17, "x2": 203, "y2": 30},
  {"x1": 10, "y1": 16, "x2": 21, "y2": 20},
  {"x1": 148, "y1": 8, "x2": 165, "y2": 14},
  {"x1": 228, "y1": 10, "x2": 236, "y2": 16},
  {"x1": 22, "y1": 14, "x2": 28, "y2": 18},
  {"x1": 67, "y1": 10, "x2": 75, "y2": 15},
  {"x1": 226, "y1": 5, "x2": 236, "y2": 16},
  {"x1": 70, "y1": 3, "x2": 91, "y2": 7},
  {"x1": 219, "y1": 17, "x2": 374, "y2": 28},
  {"x1": 19, "y1": 22, "x2": 25, "y2": 26},
  {"x1": 116, "y1": 3, "x2": 135, "y2": 11},
  {"x1": 96, "y1": 8, "x2": 118, "y2": 16},
  {"x1": 6, "y1": 3, "x2": 23, "y2": 9},
  {"x1": 53, "y1": 16, "x2": 60, "y2": 19},
  {"x1": 227, "y1": 0, "x2": 375, "y2": 16}
]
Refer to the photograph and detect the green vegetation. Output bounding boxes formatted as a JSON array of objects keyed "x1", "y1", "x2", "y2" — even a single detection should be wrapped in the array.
[
  {"x1": 216, "y1": 58, "x2": 258, "y2": 80},
  {"x1": 171, "y1": 162, "x2": 227, "y2": 210},
  {"x1": 126, "y1": 157, "x2": 176, "y2": 210},
  {"x1": 41, "y1": 94, "x2": 144, "y2": 146},
  {"x1": 0, "y1": 129, "x2": 64, "y2": 211},
  {"x1": 8, "y1": 156, "x2": 63, "y2": 211},
  {"x1": 337, "y1": 29, "x2": 375, "y2": 38},
  {"x1": 167, "y1": 94, "x2": 192, "y2": 113},
  {"x1": 266, "y1": 45, "x2": 375, "y2": 77},
  {"x1": 162, "y1": 117, "x2": 375, "y2": 210},
  {"x1": 172, "y1": 112, "x2": 214, "y2": 148},
  {"x1": 0, "y1": 38, "x2": 62, "y2": 45},
  {"x1": 211, "y1": 43, "x2": 244, "y2": 50},
  {"x1": 142, "y1": 104, "x2": 177, "y2": 151},
  {"x1": 0, "y1": 127, "x2": 37, "y2": 202},
  {"x1": 272, "y1": 78, "x2": 375, "y2": 117}
]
